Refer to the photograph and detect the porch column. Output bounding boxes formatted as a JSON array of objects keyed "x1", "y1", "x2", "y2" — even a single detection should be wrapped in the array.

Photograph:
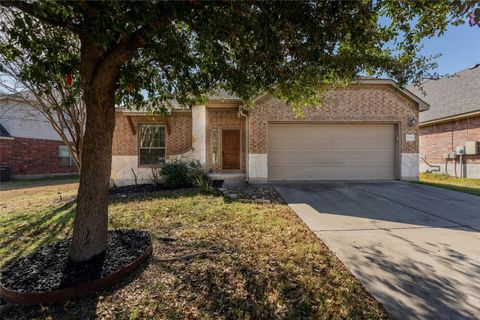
[{"x1": 192, "y1": 104, "x2": 206, "y2": 164}]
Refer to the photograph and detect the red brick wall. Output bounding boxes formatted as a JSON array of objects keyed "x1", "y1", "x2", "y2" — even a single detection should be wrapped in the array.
[
  {"x1": 420, "y1": 115, "x2": 480, "y2": 164},
  {"x1": 206, "y1": 108, "x2": 245, "y2": 172},
  {"x1": 249, "y1": 84, "x2": 419, "y2": 154},
  {"x1": 0, "y1": 138, "x2": 13, "y2": 168},
  {"x1": 112, "y1": 112, "x2": 192, "y2": 156},
  {"x1": 0, "y1": 137, "x2": 77, "y2": 176}
]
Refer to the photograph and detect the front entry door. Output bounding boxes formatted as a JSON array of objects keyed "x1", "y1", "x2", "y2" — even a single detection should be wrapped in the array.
[{"x1": 222, "y1": 129, "x2": 240, "y2": 170}]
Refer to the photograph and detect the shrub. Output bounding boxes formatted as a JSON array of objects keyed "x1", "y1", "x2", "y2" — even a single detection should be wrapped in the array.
[
  {"x1": 187, "y1": 161, "x2": 207, "y2": 182},
  {"x1": 195, "y1": 175, "x2": 214, "y2": 193},
  {"x1": 187, "y1": 161, "x2": 214, "y2": 192},
  {"x1": 160, "y1": 162, "x2": 191, "y2": 189},
  {"x1": 160, "y1": 161, "x2": 212, "y2": 190},
  {"x1": 194, "y1": 172, "x2": 214, "y2": 193}
]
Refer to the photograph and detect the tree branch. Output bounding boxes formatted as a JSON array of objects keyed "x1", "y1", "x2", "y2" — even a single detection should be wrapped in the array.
[
  {"x1": 91, "y1": 18, "x2": 170, "y2": 87},
  {"x1": 0, "y1": 0, "x2": 82, "y2": 34},
  {"x1": 90, "y1": 1, "x2": 212, "y2": 87}
]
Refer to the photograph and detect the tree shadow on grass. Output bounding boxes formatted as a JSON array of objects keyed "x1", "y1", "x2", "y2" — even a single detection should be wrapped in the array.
[
  {"x1": 2, "y1": 188, "x2": 385, "y2": 319},
  {"x1": 2, "y1": 188, "x2": 202, "y2": 267},
  {"x1": 0, "y1": 201, "x2": 76, "y2": 268},
  {"x1": 145, "y1": 239, "x2": 385, "y2": 319},
  {"x1": 2, "y1": 237, "x2": 384, "y2": 319}
]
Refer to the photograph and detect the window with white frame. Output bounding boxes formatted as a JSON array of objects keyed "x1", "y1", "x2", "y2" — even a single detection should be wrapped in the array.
[
  {"x1": 58, "y1": 145, "x2": 74, "y2": 167},
  {"x1": 139, "y1": 124, "x2": 166, "y2": 166}
]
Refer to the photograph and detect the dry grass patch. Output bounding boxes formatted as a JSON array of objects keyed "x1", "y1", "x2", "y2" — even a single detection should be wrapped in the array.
[
  {"x1": 1, "y1": 184, "x2": 389, "y2": 319},
  {"x1": 418, "y1": 173, "x2": 480, "y2": 196}
]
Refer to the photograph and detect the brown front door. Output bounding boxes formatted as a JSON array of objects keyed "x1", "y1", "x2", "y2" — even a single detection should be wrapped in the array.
[{"x1": 222, "y1": 129, "x2": 240, "y2": 170}]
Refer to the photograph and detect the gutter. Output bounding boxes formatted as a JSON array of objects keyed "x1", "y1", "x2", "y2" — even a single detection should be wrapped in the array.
[{"x1": 420, "y1": 110, "x2": 480, "y2": 127}]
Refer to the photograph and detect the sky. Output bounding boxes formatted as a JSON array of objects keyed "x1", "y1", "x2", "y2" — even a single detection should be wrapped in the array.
[{"x1": 420, "y1": 23, "x2": 480, "y2": 76}]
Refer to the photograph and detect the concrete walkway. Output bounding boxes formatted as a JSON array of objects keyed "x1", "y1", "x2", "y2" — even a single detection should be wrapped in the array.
[{"x1": 274, "y1": 181, "x2": 480, "y2": 320}]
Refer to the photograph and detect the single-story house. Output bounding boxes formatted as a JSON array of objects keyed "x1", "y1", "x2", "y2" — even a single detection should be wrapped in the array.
[
  {"x1": 0, "y1": 94, "x2": 77, "y2": 180},
  {"x1": 111, "y1": 79, "x2": 429, "y2": 186},
  {"x1": 408, "y1": 64, "x2": 480, "y2": 178}
]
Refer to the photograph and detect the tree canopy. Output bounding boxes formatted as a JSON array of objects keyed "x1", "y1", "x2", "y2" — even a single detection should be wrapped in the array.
[{"x1": 2, "y1": 1, "x2": 477, "y2": 112}]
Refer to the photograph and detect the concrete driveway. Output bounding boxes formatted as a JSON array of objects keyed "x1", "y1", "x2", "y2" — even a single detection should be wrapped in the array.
[{"x1": 273, "y1": 181, "x2": 480, "y2": 320}]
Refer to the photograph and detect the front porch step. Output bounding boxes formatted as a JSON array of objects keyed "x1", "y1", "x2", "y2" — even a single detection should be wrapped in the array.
[{"x1": 208, "y1": 172, "x2": 246, "y2": 181}]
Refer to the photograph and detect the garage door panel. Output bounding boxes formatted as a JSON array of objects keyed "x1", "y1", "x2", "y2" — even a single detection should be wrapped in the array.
[
  {"x1": 302, "y1": 153, "x2": 331, "y2": 165},
  {"x1": 268, "y1": 123, "x2": 396, "y2": 180},
  {"x1": 330, "y1": 152, "x2": 393, "y2": 164},
  {"x1": 332, "y1": 138, "x2": 392, "y2": 148},
  {"x1": 283, "y1": 154, "x2": 302, "y2": 165},
  {"x1": 268, "y1": 137, "x2": 285, "y2": 150},
  {"x1": 268, "y1": 166, "x2": 283, "y2": 180},
  {"x1": 299, "y1": 138, "x2": 318, "y2": 149}
]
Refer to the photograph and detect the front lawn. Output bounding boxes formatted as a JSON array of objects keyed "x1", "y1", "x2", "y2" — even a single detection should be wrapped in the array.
[
  {"x1": 418, "y1": 173, "x2": 480, "y2": 196},
  {"x1": 0, "y1": 175, "x2": 79, "y2": 191},
  {"x1": 0, "y1": 182, "x2": 388, "y2": 319}
]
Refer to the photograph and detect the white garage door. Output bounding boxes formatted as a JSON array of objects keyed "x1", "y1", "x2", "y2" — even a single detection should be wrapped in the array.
[{"x1": 268, "y1": 123, "x2": 396, "y2": 180}]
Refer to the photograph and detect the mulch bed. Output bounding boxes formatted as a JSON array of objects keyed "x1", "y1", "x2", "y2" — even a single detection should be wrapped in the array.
[
  {"x1": 110, "y1": 180, "x2": 224, "y2": 196},
  {"x1": 222, "y1": 185, "x2": 286, "y2": 204},
  {"x1": 0, "y1": 229, "x2": 151, "y2": 294},
  {"x1": 109, "y1": 184, "x2": 166, "y2": 195},
  {"x1": 211, "y1": 179, "x2": 224, "y2": 189}
]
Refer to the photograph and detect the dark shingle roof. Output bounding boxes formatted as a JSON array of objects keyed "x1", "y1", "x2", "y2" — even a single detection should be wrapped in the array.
[
  {"x1": 407, "y1": 64, "x2": 480, "y2": 123},
  {"x1": 0, "y1": 123, "x2": 11, "y2": 137}
]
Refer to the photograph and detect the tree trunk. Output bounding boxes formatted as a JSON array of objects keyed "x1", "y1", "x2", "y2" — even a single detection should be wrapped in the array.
[{"x1": 69, "y1": 84, "x2": 116, "y2": 262}]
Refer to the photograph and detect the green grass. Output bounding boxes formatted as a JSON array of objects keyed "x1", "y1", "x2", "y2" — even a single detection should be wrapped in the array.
[
  {"x1": 0, "y1": 182, "x2": 388, "y2": 320},
  {"x1": 0, "y1": 182, "x2": 78, "y2": 265},
  {"x1": 417, "y1": 173, "x2": 480, "y2": 196},
  {"x1": 0, "y1": 175, "x2": 79, "y2": 191}
]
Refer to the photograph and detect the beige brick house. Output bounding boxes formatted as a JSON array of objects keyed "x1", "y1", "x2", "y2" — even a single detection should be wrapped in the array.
[{"x1": 111, "y1": 79, "x2": 429, "y2": 186}]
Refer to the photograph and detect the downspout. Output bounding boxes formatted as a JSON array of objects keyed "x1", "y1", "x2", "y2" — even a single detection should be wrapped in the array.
[{"x1": 239, "y1": 105, "x2": 248, "y2": 182}]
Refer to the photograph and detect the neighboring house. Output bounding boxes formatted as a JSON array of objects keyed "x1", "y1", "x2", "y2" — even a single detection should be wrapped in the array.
[
  {"x1": 111, "y1": 79, "x2": 428, "y2": 186},
  {"x1": 0, "y1": 95, "x2": 77, "y2": 180},
  {"x1": 409, "y1": 64, "x2": 480, "y2": 178}
]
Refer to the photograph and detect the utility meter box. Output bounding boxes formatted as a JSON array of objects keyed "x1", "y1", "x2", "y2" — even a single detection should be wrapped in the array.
[
  {"x1": 456, "y1": 146, "x2": 465, "y2": 155},
  {"x1": 465, "y1": 141, "x2": 479, "y2": 155}
]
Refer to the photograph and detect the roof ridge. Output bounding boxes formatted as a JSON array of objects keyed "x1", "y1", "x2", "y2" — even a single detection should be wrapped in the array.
[
  {"x1": 413, "y1": 63, "x2": 480, "y2": 85},
  {"x1": 449, "y1": 63, "x2": 479, "y2": 75}
]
